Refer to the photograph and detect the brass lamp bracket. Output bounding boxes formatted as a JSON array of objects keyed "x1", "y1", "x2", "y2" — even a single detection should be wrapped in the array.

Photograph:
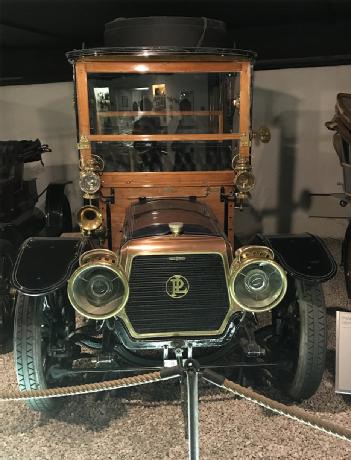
[
  {"x1": 240, "y1": 133, "x2": 250, "y2": 148},
  {"x1": 100, "y1": 188, "x2": 115, "y2": 205},
  {"x1": 77, "y1": 135, "x2": 91, "y2": 150}
]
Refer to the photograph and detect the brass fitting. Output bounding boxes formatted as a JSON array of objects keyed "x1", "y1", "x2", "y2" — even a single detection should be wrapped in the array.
[
  {"x1": 77, "y1": 205, "x2": 103, "y2": 234},
  {"x1": 233, "y1": 157, "x2": 255, "y2": 194}
]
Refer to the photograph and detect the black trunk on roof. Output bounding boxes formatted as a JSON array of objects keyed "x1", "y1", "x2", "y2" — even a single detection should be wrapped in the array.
[{"x1": 104, "y1": 17, "x2": 233, "y2": 48}]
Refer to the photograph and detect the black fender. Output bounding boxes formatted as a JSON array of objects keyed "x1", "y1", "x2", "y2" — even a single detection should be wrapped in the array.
[
  {"x1": 252, "y1": 233, "x2": 337, "y2": 282},
  {"x1": 43, "y1": 183, "x2": 72, "y2": 236},
  {"x1": 12, "y1": 237, "x2": 86, "y2": 295}
]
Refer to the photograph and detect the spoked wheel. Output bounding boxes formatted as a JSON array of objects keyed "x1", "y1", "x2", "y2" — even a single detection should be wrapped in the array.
[
  {"x1": 256, "y1": 279, "x2": 326, "y2": 400},
  {"x1": 14, "y1": 291, "x2": 75, "y2": 412},
  {"x1": 0, "y1": 240, "x2": 16, "y2": 349}
]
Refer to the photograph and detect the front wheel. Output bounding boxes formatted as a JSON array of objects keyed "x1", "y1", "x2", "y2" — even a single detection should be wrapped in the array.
[
  {"x1": 258, "y1": 280, "x2": 326, "y2": 400},
  {"x1": 14, "y1": 292, "x2": 74, "y2": 412},
  {"x1": 283, "y1": 280, "x2": 326, "y2": 400}
]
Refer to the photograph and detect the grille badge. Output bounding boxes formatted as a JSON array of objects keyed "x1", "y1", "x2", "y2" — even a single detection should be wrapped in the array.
[{"x1": 166, "y1": 275, "x2": 189, "y2": 299}]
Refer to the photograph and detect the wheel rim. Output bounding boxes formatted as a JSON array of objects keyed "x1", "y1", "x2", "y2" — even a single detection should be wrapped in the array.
[
  {"x1": 255, "y1": 301, "x2": 301, "y2": 385},
  {"x1": 38, "y1": 293, "x2": 76, "y2": 387},
  {"x1": 40, "y1": 298, "x2": 56, "y2": 387}
]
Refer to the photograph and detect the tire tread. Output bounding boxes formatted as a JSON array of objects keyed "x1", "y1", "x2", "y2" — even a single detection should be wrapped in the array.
[
  {"x1": 286, "y1": 280, "x2": 326, "y2": 400},
  {"x1": 14, "y1": 294, "x2": 58, "y2": 412}
]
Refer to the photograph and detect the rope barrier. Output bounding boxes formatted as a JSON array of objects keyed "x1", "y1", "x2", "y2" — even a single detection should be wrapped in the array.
[
  {"x1": 0, "y1": 371, "x2": 169, "y2": 401},
  {"x1": 202, "y1": 371, "x2": 351, "y2": 444},
  {"x1": 1, "y1": 366, "x2": 350, "y2": 444}
]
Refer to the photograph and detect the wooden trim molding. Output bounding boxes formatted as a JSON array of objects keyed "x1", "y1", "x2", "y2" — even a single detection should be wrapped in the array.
[
  {"x1": 101, "y1": 171, "x2": 234, "y2": 188},
  {"x1": 88, "y1": 134, "x2": 240, "y2": 142},
  {"x1": 84, "y1": 61, "x2": 243, "y2": 73}
]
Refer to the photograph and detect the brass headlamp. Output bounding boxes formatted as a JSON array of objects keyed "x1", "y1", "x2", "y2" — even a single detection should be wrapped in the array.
[
  {"x1": 229, "y1": 245, "x2": 287, "y2": 313},
  {"x1": 67, "y1": 248, "x2": 129, "y2": 320}
]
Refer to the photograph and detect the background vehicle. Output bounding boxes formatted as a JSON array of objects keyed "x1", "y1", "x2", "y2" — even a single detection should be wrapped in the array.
[
  {"x1": 0, "y1": 139, "x2": 72, "y2": 349},
  {"x1": 326, "y1": 94, "x2": 351, "y2": 297},
  {"x1": 11, "y1": 17, "x2": 336, "y2": 413}
]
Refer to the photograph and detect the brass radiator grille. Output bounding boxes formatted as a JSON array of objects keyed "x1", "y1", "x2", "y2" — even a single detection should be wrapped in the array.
[{"x1": 125, "y1": 254, "x2": 229, "y2": 334}]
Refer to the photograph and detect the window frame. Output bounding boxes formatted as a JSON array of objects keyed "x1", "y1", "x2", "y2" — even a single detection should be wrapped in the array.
[{"x1": 74, "y1": 57, "x2": 252, "y2": 187}]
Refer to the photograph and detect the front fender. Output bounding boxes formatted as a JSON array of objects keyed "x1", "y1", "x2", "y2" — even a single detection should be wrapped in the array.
[
  {"x1": 12, "y1": 237, "x2": 86, "y2": 295},
  {"x1": 44, "y1": 183, "x2": 72, "y2": 235},
  {"x1": 252, "y1": 233, "x2": 337, "y2": 282}
]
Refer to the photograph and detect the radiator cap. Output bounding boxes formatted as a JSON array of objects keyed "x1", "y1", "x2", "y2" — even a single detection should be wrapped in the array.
[{"x1": 168, "y1": 222, "x2": 184, "y2": 236}]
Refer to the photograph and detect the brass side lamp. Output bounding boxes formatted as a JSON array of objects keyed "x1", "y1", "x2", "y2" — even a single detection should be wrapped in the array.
[{"x1": 233, "y1": 156, "x2": 256, "y2": 205}]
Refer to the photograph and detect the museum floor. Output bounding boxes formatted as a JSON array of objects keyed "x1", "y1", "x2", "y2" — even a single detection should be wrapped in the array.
[{"x1": 0, "y1": 239, "x2": 350, "y2": 460}]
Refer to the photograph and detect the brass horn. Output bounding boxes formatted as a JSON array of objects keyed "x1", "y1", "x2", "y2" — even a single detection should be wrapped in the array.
[
  {"x1": 67, "y1": 249, "x2": 129, "y2": 320},
  {"x1": 229, "y1": 246, "x2": 287, "y2": 313},
  {"x1": 77, "y1": 205, "x2": 103, "y2": 233}
]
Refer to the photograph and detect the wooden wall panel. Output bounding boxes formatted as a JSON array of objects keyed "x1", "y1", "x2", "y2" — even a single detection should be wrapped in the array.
[{"x1": 102, "y1": 171, "x2": 234, "y2": 188}]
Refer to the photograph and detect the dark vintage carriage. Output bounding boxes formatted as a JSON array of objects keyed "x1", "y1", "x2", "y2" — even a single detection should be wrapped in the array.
[
  {"x1": 0, "y1": 139, "x2": 72, "y2": 348},
  {"x1": 326, "y1": 93, "x2": 351, "y2": 297},
  {"x1": 10, "y1": 17, "x2": 337, "y2": 456}
]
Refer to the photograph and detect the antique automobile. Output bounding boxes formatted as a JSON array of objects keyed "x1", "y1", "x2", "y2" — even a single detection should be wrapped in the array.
[
  {"x1": 11, "y1": 17, "x2": 336, "y2": 419},
  {"x1": 0, "y1": 139, "x2": 72, "y2": 348}
]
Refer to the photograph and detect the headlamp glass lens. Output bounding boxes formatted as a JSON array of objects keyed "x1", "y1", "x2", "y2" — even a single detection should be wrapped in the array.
[{"x1": 233, "y1": 261, "x2": 285, "y2": 310}]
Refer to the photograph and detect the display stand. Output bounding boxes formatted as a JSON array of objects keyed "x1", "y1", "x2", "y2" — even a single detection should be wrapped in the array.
[{"x1": 336, "y1": 311, "x2": 351, "y2": 394}]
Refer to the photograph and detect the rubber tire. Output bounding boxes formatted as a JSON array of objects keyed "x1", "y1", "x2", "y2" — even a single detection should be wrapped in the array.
[
  {"x1": 14, "y1": 294, "x2": 60, "y2": 412},
  {"x1": 284, "y1": 280, "x2": 327, "y2": 400}
]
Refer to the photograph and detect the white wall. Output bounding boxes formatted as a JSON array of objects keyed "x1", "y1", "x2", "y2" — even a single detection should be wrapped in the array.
[
  {"x1": 0, "y1": 82, "x2": 81, "y2": 218},
  {"x1": 0, "y1": 65, "x2": 350, "y2": 237},
  {"x1": 252, "y1": 65, "x2": 351, "y2": 238}
]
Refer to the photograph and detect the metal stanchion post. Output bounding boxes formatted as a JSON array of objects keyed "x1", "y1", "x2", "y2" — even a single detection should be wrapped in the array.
[{"x1": 185, "y1": 360, "x2": 200, "y2": 460}]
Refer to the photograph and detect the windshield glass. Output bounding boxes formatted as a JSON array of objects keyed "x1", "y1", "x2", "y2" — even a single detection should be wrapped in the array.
[
  {"x1": 91, "y1": 140, "x2": 237, "y2": 172},
  {"x1": 87, "y1": 71, "x2": 240, "y2": 172}
]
